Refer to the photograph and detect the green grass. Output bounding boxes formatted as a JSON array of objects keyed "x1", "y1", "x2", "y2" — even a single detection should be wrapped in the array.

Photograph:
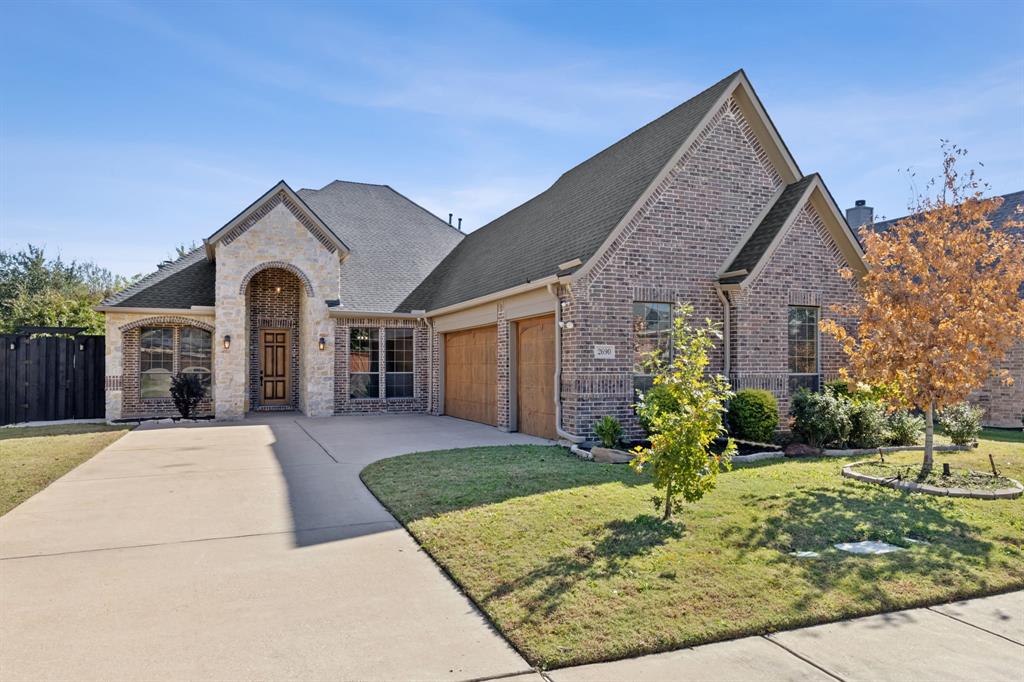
[
  {"x1": 362, "y1": 434, "x2": 1024, "y2": 669},
  {"x1": 0, "y1": 424, "x2": 132, "y2": 516}
]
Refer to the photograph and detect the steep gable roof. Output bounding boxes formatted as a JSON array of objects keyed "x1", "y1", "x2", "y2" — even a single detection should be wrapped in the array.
[{"x1": 398, "y1": 70, "x2": 749, "y2": 313}]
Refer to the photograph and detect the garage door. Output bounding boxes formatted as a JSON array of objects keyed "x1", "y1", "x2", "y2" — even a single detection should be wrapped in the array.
[
  {"x1": 516, "y1": 314, "x2": 557, "y2": 439},
  {"x1": 444, "y1": 326, "x2": 497, "y2": 426}
]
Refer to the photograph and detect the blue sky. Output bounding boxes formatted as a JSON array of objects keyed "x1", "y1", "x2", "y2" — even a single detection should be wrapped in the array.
[{"x1": 2, "y1": 0, "x2": 1022, "y2": 277}]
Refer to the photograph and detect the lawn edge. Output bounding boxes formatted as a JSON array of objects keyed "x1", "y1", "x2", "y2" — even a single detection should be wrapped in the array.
[{"x1": 360, "y1": 446, "x2": 1024, "y2": 670}]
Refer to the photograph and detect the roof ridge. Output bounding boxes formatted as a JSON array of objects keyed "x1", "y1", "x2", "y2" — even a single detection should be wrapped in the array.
[{"x1": 381, "y1": 185, "x2": 465, "y2": 234}]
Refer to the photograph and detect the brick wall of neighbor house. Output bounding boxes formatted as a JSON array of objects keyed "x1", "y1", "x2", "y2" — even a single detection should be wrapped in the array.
[
  {"x1": 970, "y1": 341, "x2": 1024, "y2": 428},
  {"x1": 103, "y1": 311, "x2": 216, "y2": 421},
  {"x1": 333, "y1": 318, "x2": 430, "y2": 414},
  {"x1": 247, "y1": 268, "x2": 301, "y2": 410},
  {"x1": 213, "y1": 198, "x2": 339, "y2": 418},
  {"x1": 730, "y1": 205, "x2": 860, "y2": 419},
  {"x1": 560, "y1": 97, "x2": 783, "y2": 439}
]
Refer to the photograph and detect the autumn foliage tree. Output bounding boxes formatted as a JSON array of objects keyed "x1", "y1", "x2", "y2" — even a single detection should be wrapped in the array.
[{"x1": 822, "y1": 143, "x2": 1024, "y2": 469}]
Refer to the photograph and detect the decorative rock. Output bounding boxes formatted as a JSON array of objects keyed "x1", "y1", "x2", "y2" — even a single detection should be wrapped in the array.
[
  {"x1": 790, "y1": 551, "x2": 820, "y2": 558},
  {"x1": 785, "y1": 443, "x2": 822, "y2": 457},
  {"x1": 903, "y1": 537, "x2": 930, "y2": 545},
  {"x1": 591, "y1": 447, "x2": 634, "y2": 464},
  {"x1": 834, "y1": 540, "x2": 905, "y2": 555}
]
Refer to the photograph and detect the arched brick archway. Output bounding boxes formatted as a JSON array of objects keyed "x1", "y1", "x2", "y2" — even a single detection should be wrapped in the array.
[
  {"x1": 238, "y1": 261, "x2": 314, "y2": 298},
  {"x1": 119, "y1": 316, "x2": 215, "y2": 333}
]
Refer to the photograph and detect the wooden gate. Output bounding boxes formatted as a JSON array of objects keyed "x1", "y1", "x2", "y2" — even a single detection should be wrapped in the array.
[{"x1": 0, "y1": 333, "x2": 105, "y2": 425}]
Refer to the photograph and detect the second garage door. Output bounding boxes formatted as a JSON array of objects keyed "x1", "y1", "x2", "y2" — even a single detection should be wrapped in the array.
[
  {"x1": 444, "y1": 326, "x2": 497, "y2": 426},
  {"x1": 516, "y1": 314, "x2": 557, "y2": 439}
]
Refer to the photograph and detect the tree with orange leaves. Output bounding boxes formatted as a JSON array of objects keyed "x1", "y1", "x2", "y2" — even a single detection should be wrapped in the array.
[{"x1": 822, "y1": 143, "x2": 1024, "y2": 470}]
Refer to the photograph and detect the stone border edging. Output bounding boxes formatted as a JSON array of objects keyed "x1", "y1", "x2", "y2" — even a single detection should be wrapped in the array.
[
  {"x1": 842, "y1": 460, "x2": 1023, "y2": 499},
  {"x1": 822, "y1": 444, "x2": 971, "y2": 457},
  {"x1": 732, "y1": 451, "x2": 784, "y2": 463}
]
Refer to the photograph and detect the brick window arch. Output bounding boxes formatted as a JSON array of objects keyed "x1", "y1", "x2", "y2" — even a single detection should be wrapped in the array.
[{"x1": 238, "y1": 261, "x2": 315, "y2": 297}]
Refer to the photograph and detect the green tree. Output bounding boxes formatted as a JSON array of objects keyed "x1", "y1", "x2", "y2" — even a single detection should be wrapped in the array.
[
  {"x1": 0, "y1": 245, "x2": 138, "y2": 334},
  {"x1": 631, "y1": 304, "x2": 736, "y2": 521}
]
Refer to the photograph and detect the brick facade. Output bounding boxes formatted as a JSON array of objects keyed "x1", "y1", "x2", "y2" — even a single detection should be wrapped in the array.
[
  {"x1": 333, "y1": 317, "x2": 429, "y2": 414},
  {"x1": 971, "y1": 341, "x2": 1024, "y2": 428},
  {"x1": 560, "y1": 97, "x2": 783, "y2": 438}
]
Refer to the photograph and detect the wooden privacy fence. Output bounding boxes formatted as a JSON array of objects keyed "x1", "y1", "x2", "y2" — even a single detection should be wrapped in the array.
[{"x1": 0, "y1": 333, "x2": 105, "y2": 426}]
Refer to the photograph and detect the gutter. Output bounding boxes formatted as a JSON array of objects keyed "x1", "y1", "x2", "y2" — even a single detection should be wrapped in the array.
[
  {"x1": 546, "y1": 283, "x2": 585, "y2": 444},
  {"x1": 94, "y1": 305, "x2": 216, "y2": 314},
  {"x1": 713, "y1": 283, "x2": 731, "y2": 376},
  {"x1": 328, "y1": 309, "x2": 422, "y2": 320}
]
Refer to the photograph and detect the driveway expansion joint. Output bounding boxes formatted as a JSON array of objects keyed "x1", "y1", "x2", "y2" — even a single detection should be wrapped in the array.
[
  {"x1": 927, "y1": 604, "x2": 1024, "y2": 647},
  {"x1": 762, "y1": 634, "x2": 846, "y2": 681}
]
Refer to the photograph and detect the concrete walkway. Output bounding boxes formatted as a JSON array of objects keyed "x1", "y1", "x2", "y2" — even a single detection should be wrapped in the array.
[
  {"x1": 0, "y1": 414, "x2": 547, "y2": 681},
  {"x1": 1, "y1": 413, "x2": 1021, "y2": 681}
]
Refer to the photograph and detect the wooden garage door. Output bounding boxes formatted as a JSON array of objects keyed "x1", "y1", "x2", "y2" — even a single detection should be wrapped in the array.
[
  {"x1": 444, "y1": 326, "x2": 497, "y2": 426},
  {"x1": 516, "y1": 314, "x2": 556, "y2": 439}
]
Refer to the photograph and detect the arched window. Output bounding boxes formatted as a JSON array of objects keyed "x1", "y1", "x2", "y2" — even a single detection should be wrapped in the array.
[{"x1": 180, "y1": 327, "x2": 213, "y2": 394}]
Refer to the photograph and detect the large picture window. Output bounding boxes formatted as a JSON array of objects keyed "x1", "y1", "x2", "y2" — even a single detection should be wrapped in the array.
[
  {"x1": 788, "y1": 306, "x2": 820, "y2": 393},
  {"x1": 350, "y1": 328, "x2": 379, "y2": 399},
  {"x1": 180, "y1": 328, "x2": 212, "y2": 394},
  {"x1": 633, "y1": 302, "x2": 672, "y2": 394},
  {"x1": 385, "y1": 328, "x2": 415, "y2": 398},
  {"x1": 140, "y1": 328, "x2": 174, "y2": 398}
]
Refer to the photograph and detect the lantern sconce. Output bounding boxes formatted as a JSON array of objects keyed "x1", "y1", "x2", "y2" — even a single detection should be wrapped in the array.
[
  {"x1": 79, "y1": 342, "x2": 85, "y2": 351},
  {"x1": 223, "y1": 335, "x2": 231, "y2": 350},
  {"x1": 318, "y1": 337, "x2": 326, "y2": 351},
  {"x1": 274, "y1": 286, "x2": 282, "y2": 294},
  {"x1": 8, "y1": 340, "x2": 15, "y2": 351}
]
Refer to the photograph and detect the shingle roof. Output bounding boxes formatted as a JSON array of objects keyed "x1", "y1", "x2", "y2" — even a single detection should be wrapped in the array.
[
  {"x1": 104, "y1": 181, "x2": 462, "y2": 312},
  {"x1": 396, "y1": 70, "x2": 741, "y2": 313},
  {"x1": 297, "y1": 181, "x2": 463, "y2": 312},
  {"x1": 719, "y1": 174, "x2": 817, "y2": 284},
  {"x1": 869, "y1": 189, "x2": 1024, "y2": 238},
  {"x1": 102, "y1": 248, "x2": 215, "y2": 309}
]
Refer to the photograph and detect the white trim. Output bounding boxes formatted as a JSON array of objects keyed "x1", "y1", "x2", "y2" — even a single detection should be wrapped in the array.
[
  {"x1": 328, "y1": 310, "x2": 421, "y2": 320},
  {"x1": 424, "y1": 275, "x2": 563, "y2": 318},
  {"x1": 96, "y1": 305, "x2": 216, "y2": 315},
  {"x1": 558, "y1": 258, "x2": 583, "y2": 271}
]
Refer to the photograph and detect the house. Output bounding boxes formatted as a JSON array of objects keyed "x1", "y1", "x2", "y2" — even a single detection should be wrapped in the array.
[
  {"x1": 99, "y1": 69, "x2": 867, "y2": 439},
  {"x1": 846, "y1": 191, "x2": 1024, "y2": 429}
]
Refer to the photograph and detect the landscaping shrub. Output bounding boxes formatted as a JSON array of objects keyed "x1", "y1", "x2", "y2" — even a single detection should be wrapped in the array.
[
  {"x1": 635, "y1": 383, "x2": 679, "y2": 435},
  {"x1": 823, "y1": 378, "x2": 851, "y2": 397},
  {"x1": 594, "y1": 416, "x2": 623, "y2": 449},
  {"x1": 170, "y1": 372, "x2": 206, "y2": 419},
  {"x1": 886, "y1": 409, "x2": 924, "y2": 446},
  {"x1": 847, "y1": 399, "x2": 887, "y2": 449},
  {"x1": 790, "y1": 388, "x2": 852, "y2": 449},
  {"x1": 939, "y1": 402, "x2": 984, "y2": 445},
  {"x1": 727, "y1": 389, "x2": 778, "y2": 443}
]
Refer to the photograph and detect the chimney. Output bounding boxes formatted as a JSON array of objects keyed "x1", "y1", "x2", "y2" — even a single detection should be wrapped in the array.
[
  {"x1": 846, "y1": 199, "x2": 873, "y2": 230},
  {"x1": 448, "y1": 213, "x2": 453, "y2": 226},
  {"x1": 457, "y1": 217, "x2": 462, "y2": 231}
]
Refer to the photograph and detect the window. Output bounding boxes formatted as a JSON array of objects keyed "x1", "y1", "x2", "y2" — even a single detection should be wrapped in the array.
[
  {"x1": 788, "y1": 306, "x2": 819, "y2": 393},
  {"x1": 140, "y1": 328, "x2": 174, "y2": 398},
  {"x1": 385, "y1": 328, "x2": 414, "y2": 398},
  {"x1": 633, "y1": 302, "x2": 672, "y2": 394},
  {"x1": 349, "y1": 328, "x2": 379, "y2": 399},
  {"x1": 180, "y1": 328, "x2": 212, "y2": 394}
]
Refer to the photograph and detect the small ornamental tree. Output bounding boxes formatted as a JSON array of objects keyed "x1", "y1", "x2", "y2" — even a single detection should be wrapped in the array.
[
  {"x1": 822, "y1": 143, "x2": 1024, "y2": 470},
  {"x1": 170, "y1": 372, "x2": 206, "y2": 419},
  {"x1": 631, "y1": 304, "x2": 735, "y2": 521}
]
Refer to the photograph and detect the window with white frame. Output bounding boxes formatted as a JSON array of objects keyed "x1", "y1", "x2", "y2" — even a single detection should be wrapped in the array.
[
  {"x1": 180, "y1": 328, "x2": 212, "y2": 395},
  {"x1": 788, "y1": 306, "x2": 820, "y2": 393},
  {"x1": 349, "y1": 328, "x2": 379, "y2": 399},
  {"x1": 140, "y1": 328, "x2": 174, "y2": 398},
  {"x1": 385, "y1": 328, "x2": 414, "y2": 398},
  {"x1": 632, "y1": 302, "x2": 672, "y2": 394}
]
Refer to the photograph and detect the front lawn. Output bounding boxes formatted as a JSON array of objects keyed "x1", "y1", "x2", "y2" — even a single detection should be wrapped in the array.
[
  {"x1": 361, "y1": 433, "x2": 1024, "y2": 669},
  {"x1": 0, "y1": 424, "x2": 132, "y2": 516}
]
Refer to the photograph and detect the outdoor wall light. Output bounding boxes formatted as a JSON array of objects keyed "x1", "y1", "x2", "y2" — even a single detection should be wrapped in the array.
[
  {"x1": 8, "y1": 341, "x2": 15, "y2": 351},
  {"x1": 274, "y1": 286, "x2": 282, "y2": 294},
  {"x1": 318, "y1": 337, "x2": 326, "y2": 351},
  {"x1": 223, "y1": 335, "x2": 231, "y2": 350}
]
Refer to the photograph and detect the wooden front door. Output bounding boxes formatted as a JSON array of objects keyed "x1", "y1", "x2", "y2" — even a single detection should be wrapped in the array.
[
  {"x1": 516, "y1": 314, "x2": 557, "y2": 439},
  {"x1": 260, "y1": 329, "x2": 290, "y2": 405},
  {"x1": 444, "y1": 326, "x2": 497, "y2": 426}
]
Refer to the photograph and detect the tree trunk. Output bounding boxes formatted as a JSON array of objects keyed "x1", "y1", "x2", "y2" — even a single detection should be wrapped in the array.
[
  {"x1": 923, "y1": 401, "x2": 935, "y2": 471},
  {"x1": 663, "y1": 480, "x2": 673, "y2": 521}
]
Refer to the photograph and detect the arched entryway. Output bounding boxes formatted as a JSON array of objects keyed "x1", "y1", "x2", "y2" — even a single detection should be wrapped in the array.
[{"x1": 245, "y1": 266, "x2": 305, "y2": 410}]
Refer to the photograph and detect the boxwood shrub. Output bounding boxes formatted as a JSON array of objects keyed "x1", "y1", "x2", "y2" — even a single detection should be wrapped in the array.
[{"x1": 727, "y1": 388, "x2": 779, "y2": 443}]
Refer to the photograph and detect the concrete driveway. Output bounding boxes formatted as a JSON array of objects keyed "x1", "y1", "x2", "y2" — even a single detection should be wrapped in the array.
[{"x1": 0, "y1": 414, "x2": 549, "y2": 681}]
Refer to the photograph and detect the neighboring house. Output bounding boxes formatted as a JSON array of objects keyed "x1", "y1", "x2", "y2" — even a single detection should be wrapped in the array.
[
  {"x1": 99, "y1": 69, "x2": 867, "y2": 439},
  {"x1": 846, "y1": 191, "x2": 1024, "y2": 428}
]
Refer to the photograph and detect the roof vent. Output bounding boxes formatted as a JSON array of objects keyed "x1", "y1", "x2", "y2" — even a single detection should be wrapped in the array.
[
  {"x1": 448, "y1": 213, "x2": 453, "y2": 226},
  {"x1": 855, "y1": 199, "x2": 866, "y2": 207},
  {"x1": 457, "y1": 218, "x2": 462, "y2": 231}
]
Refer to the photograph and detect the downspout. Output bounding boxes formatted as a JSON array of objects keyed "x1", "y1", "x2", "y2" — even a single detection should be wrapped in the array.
[
  {"x1": 547, "y1": 283, "x2": 585, "y2": 443},
  {"x1": 714, "y1": 283, "x2": 731, "y2": 377}
]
